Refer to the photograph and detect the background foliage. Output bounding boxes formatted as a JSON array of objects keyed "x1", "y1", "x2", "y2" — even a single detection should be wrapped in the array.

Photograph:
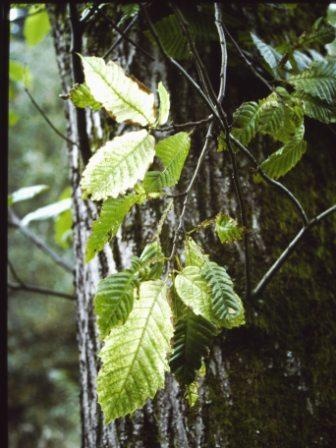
[{"x1": 8, "y1": 6, "x2": 79, "y2": 447}]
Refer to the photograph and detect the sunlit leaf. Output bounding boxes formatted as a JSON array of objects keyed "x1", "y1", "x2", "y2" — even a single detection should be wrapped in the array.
[{"x1": 81, "y1": 130, "x2": 155, "y2": 200}]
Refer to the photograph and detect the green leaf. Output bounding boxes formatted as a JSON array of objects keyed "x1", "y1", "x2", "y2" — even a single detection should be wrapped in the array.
[
  {"x1": 294, "y1": 91, "x2": 336, "y2": 124},
  {"x1": 327, "y1": 4, "x2": 336, "y2": 27},
  {"x1": 24, "y1": 5, "x2": 50, "y2": 46},
  {"x1": 170, "y1": 310, "x2": 216, "y2": 384},
  {"x1": 185, "y1": 361, "x2": 206, "y2": 407},
  {"x1": 81, "y1": 130, "x2": 155, "y2": 201},
  {"x1": 184, "y1": 237, "x2": 209, "y2": 268},
  {"x1": 251, "y1": 33, "x2": 283, "y2": 71},
  {"x1": 215, "y1": 213, "x2": 243, "y2": 244},
  {"x1": 86, "y1": 193, "x2": 141, "y2": 262},
  {"x1": 288, "y1": 61, "x2": 336, "y2": 104},
  {"x1": 9, "y1": 109, "x2": 19, "y2": 127},
  {"x1": 9, "y1": 60, "x2": 31, "y2": 88},
  {"x1": 201, "y1": 261, "x2": 245, "y2": 329},
  {"x1": 231, "y1": 101, "x2": 260, "y2": 146},
  {"x1": 94, "y1": 271, "x2": 135, "y2": 340},
  {"x1": 130, "y1": 241, "x2": 165, "y2": 281},
  {"x1": 80, "y1": 55, "x2": 156, "y2": 126},
  {"x1": 157, "y1": 81, "x2": 170, "y2": 125},
  {"x1": 257, "y1": 93, "x2": 287, "y2": 136},
  {"x1": 97, "y1": 280, "x2": 173, "y2": 422},
  {"x1": 260, "y1": 124, "x2": 307, "y2": 179},
  {"x1": 296, "y1": 17, "x2": 335, "y2": 48},
  {"x1": 144, "y1": 132, "x2": 190, "y2": 193},
  {"x1": 21, "y1": 198, "x2": 72, "y2": 226},
  {"x1": 54, "y1": 209, "x2": 72, "y2": 249},
  {"x1": 69, "y1": 83, "x2": 102, "y2": 110},
  {"x1": 119, "y1": 3, "x2": 140, "y2": 26},
  {"x1": 8, "y1": 184, "x2": 48, "y2": 206},
  {"x1": 146, "y1": 13, "x2": 216, "y2": 60},
  {"x1": 54, "y1": 187, "x2": 73, "y2": 249},
  {"x1": 174, "y1": 266, "x2": 215, "y2": 323}
]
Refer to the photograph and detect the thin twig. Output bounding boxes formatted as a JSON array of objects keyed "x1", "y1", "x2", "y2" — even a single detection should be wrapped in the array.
[
  {"x1": 8, "y1": 208, "x2": 73, "y2": 274},
  {"x1": 231, "y1": 135, "x2": 309, "y2": 225},
  {"x1": 24, "y1": 88, "x2": 76, "y2": 146},
  {"x1": 167, "y1": 122, "x2": 215, "y2": 272},
  {"x1": 104, "y1": 15, "x2": 155, "y2": 61},
  {"x1": 252, "y1": 204, "x2": 336, "y2": 297},
  {"x1": 222, "y1": 23, "x2": 273, "y2": 91},
  {"x1": 158, "y1": 116, "x2": 212, "y2": 132},
  {"x1": 8, "y1": 281, "x2": 75, "y2": 301},
  {"x1": 141, "y1": 4, "x2": 221, "y2": 122},
  {"x1": 214, "y1": 2, "x2": 251, "y2": 298},
  {"x1": 104, "y1": 15, "x2": 139, "y2": 59},
  {"x1": 172, "y1": 4, "x2": 218, "y2": 104},
  {"x1": 8, "y1": 259, "x2": 24, "y2": 285}
]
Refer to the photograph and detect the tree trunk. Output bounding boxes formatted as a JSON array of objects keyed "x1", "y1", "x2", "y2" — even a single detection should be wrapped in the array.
[{"x1": 48, "y1": 4, "x2": 336, "y2": 448}]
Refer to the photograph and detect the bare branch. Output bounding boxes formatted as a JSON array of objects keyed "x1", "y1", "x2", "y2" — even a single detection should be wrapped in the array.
[
  {"x1": 24, "y1": 88, "x2": 76, "y2": 146},
  {"x1": 214, "y1": 2, "x2": 251, "y2": 298},
  {"x1": 8, "y1": 208, "x2": 73, "y2": 274},
  {"x1": 230, "y1": 135, "x2": 309, "y2": 225},
  {"x1": 104, "y1": 15, "x2": 140, "y2": 59},
  {"x1": 222, "y1": 23, "x2": 273, "y2": 91},
  {"x1": 157, "y1": 116, "x2": 212, "y2": 133},
  {"x1": 104, "y1": 15, "x2": 154, "y2": 61},
  {"x1": 8, "y1": 281, "x2": 75, "y2": 301},
  {"x1": 167, "y1": 121, "x2": 215, "y2": 274},
  {"x1": 252, "y1": 204, "x2": 336, "y2": 297},
  {"x1": 141, "y1": 4, "x2": 221, "y2": 122}
]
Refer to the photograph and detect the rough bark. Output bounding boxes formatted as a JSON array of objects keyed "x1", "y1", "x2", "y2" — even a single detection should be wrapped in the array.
[{"x1": 48, "y1": 4, "x2": 336, "y2": 448}]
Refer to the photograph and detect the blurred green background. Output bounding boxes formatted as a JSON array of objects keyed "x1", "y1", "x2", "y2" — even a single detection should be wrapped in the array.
[{"x1": 8, "y1": 5, "x2": 80, "y2": 447}]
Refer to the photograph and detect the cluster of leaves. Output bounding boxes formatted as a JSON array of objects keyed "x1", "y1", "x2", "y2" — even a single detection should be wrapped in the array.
[
  {"x1": 67, "y1": 55, "x2": 245, "y2": 422},
  {"x1": 220, "y1": 13, "x2": 336, "y2": 180}
]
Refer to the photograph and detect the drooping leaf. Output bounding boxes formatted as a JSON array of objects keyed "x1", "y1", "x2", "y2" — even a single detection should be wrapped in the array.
[
  {"x1": 157, "y1": 81, "x2": 170, "y2": 125},
  {"x1": 24, "y1": 5, "x2": 50, "y2": 46},
  {"x1": 81, "y1": 130, "x2": 155, "y2": 200},
  {"x1": 296, "y1": 17, "x2": 335, "y2": 48},
  {"x1": 86, "y1": 193, "x2": 141, "y2": 262},
  {"x1": 260, "y1": 124, "x2": 307, "y2": 179},
  {"x1": 175, "y1": 266, "x2": 215, "y2": 324},
  {"x1": 294, "y1": 91, "x2": 336, "y2": 124},
  {"x1": 130, "y1": 241, "x2": 165, "y2": 281},
  {"x1": 94, "y1": 271, "x2": 135, "y2": 339},
  {"x1": 97, "y1": 280, "x2": 173, "y2": 422},
  {"x1": 69, "y1": 83, "x2": 102, "y2": 110},
  {"x1": 201, "y1": 261, "x2": 245, "y2": 329},
  {"x1": 21, "y1": 198, "x2": 72, "y2": 226},
  {"x1": 8, "y1": 184, "x2": 48, "y2": 206},
  {"x1": 288, "y1": 61, "x2": 336, "y2": 104},
  {"x1": 257, "y1": 93, "x2": 287, "y2": 136},
  {"x1": 80, "y1": 55, "x2": 156, "y2": 126},
  {"x1": 144, "y1": 132, "x2": 190, "y2": 192},
  {"x1": 231, "y1": 101, "x2": 260, "y2": 146},
  {"x1": 215, "y1": 213, "x2": 243, "y2": 244},
  {"x1": 251, "y1": 33, "x2": 284, "y2": 72},
  {"x1": 170, "y1": 310, "x2": 216, "y2": 384},
  {"x1": 184, "y1": 237, "x2": 209, "y2": 268}
]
